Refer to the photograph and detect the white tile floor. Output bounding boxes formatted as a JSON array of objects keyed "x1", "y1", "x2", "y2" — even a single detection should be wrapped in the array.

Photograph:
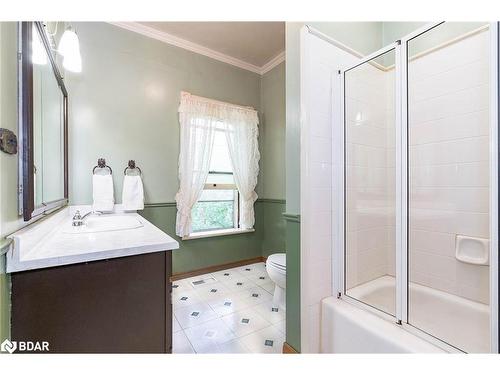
[{"x1": 172, "y1": 262, "x2": 285, "y2": 354}]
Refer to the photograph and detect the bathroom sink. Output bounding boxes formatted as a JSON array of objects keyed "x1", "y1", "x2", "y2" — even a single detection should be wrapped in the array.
[
  {"x1": 6, "y1": 206, "x2": 179, "y2": 273},
  {"x1": 62, "y1": 214, "x2": 144, "y2": 234}
]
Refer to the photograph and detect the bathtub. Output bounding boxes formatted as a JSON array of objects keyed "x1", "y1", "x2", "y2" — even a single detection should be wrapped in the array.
[{"x1": 321, "y1": 276, "x2": 490, "y2": 353}]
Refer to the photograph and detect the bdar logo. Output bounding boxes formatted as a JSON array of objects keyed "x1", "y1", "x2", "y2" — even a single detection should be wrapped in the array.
[
  {"x1": 0, "y1": 339, "x2": 49, "y2": 353},
  {"x1": 1, "y1": 339, "x2": 17, "y2": 354}
]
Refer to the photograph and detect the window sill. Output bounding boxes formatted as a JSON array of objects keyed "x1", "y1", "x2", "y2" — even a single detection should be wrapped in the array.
[{"x1": 183, "y1": 228, "x2": 255, "y2": 240}]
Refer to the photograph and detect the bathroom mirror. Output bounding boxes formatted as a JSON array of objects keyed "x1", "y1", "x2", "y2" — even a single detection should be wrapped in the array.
[{"x1": 18, "y1": 22, "x2": 68, "y2": 221}]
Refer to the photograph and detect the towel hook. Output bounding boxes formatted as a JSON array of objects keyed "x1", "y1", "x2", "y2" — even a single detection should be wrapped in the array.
[
  {"x1": 124, "y1": 159, "x2": 142, "y2": 175},
  {"x1": 92, "y1": 158, "x2": 113, "y2": 174}
]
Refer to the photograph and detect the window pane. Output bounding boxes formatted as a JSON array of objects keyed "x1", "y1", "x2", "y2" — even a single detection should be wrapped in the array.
[
  {"x1": 210, "y1": 130, "x2": 233, "y2": 172},
  {"x1": 192, "y1": 189, "x2": 236, "y2": 232},
  {"x1": 344, "y1": 48, "x2": 396, "y2": 316},
  {"x1": 206, "y1": 172, "x2": 234, "y2": 185},
  {"x1": 198, "y1": 189, "x2": 234, "y2": 201}
]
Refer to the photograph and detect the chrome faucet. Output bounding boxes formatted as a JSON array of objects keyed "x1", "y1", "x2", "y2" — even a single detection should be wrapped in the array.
[{"x1": 72, "y1": 210, "x2": 103, "y2": 226}]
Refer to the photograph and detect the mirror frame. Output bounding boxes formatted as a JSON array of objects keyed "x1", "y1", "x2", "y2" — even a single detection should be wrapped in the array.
[{"x1": 18, "y1": 21, "x2": 69, "y2": 221}]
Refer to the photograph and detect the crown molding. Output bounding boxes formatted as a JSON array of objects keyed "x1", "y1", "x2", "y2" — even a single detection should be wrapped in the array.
[
  {"x1": 109, "y1": 22, "x2": 284, "y2": 75},
  {"x1": 260, "y1": 50, "x2": 285, "y2": 74}
]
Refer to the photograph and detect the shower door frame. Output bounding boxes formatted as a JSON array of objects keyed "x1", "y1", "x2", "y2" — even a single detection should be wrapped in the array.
[
  {"x1": 336, "y1": 41, "x2": 401, "y2": 322},
  {"x1": 335, "y1": 22, "x2": 499, "y2": 353}
]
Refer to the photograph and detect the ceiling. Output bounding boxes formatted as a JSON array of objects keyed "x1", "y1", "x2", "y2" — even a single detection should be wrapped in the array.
[{"x1": 135, "y1": 22, "x2": 285, "y2": 73}]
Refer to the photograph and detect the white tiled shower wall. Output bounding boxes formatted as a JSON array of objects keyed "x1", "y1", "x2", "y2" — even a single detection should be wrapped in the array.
[
  {"x1": 300, "y1": 29, "x2": 358, "y2": 352},
  {"x1": 345, "y1": 56, "x2": 396, "y2": 289},
  {"x1": 345, "y1": 28, "x2": 491, "y2": 304},
  {"x1": 408, "y1": 29, "x2": 490, "y2": 304},
  {"x1": 302, "y1": 25, "x2": 491, "y2": 353}
]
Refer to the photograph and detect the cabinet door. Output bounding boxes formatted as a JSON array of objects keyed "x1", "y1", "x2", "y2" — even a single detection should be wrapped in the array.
[{"x1": 12, "y1": 251, "x2": 172, "y2": 353}]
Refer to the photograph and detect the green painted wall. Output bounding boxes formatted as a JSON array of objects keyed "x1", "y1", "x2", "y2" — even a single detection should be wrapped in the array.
[
  {"x1": 259, "y1": 62, "x2": 286, "y2": 259},
  {"x1": 284, "y1": 22, "x2": 305, "y2": 352},
  {"x1": 285, "y1": 23, "x2": 302, "y2": 216},
  {"x1": 260, "y1": 62, "x2": 285, "y2": 201},
  {"x1": 66, "y1": 23, "x2": 286, "y2": 274},
  {"x1": 0, "y1": 22, "x2": 286, "y2": 342},
  {"x1": 308, "y1": 22, "x2": 383, "y2": 55},
  {"x1": 139, "y1": 200, "x2": 285, "y2": 274},
  {"x1": 66, "y1": 22, "x2": 262, "y2": 205},
  {"x1": 284, "y1": 215, "x2": 300, "y2": 352},
  {"x1": 260, "y1": 200, "x2": 286, "y2": 257},
  {"x1": 141, "y1": 202, "x2": 262, "y2": 274}
]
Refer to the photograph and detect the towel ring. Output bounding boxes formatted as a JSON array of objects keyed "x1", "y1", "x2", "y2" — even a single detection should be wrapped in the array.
[
  {"x1": 124, "y1": 160, "x2": 142, "y2": 175},
  {"x1": 92, "y1": 158, "x2": 113, "y2": 175}
]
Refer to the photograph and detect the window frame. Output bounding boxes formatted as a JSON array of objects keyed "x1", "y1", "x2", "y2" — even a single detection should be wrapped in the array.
[
  {"x1": 195, "y1": 170, "x2": 240, "y2": 233},
  {"x1": 184, "y1": 121, "x2": 256, "y2": 239},
  {"x1": 185, "y1": 169, "x2": 255, "y2": 240}
]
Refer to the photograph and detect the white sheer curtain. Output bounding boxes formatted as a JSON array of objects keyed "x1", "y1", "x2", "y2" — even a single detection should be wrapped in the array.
[
  {"x1": 223, "y1": 111, "x2": 260, "y2": 229},
  {"x1": 175, "y1": 91, "x2": 260, "y2": 236},
  {"x1": 175, "y1": 93, "x2": 217, "y2": 237}
]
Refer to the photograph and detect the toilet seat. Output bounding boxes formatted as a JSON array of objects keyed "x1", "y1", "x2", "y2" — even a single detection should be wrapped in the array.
[{"x1": 268, "y1": 253, "x2": 286, "y2": 271}]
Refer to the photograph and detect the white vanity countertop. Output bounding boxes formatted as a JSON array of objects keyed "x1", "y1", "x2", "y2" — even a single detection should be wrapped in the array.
[{"x1": 6, "y1": 205, "x2": 179, "y2": 273}]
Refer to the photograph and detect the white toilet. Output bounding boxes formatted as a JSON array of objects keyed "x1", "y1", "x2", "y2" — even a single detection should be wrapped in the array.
[{"x1": 266, "y1": 253, "x2": 286, "y2": 309}]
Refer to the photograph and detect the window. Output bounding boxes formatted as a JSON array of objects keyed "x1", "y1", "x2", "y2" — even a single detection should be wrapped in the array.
[
  {"x1": 190, "y1": 129, "x2": 240, "y2": 233},
  {"x1": 175, "y1": 91, "x2": 259, "y2": 239}
]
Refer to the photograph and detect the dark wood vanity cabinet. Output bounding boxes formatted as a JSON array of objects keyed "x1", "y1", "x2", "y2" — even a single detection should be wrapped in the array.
[{"x1": 11, "y1": 251, "x2": 172, "y2": 353}]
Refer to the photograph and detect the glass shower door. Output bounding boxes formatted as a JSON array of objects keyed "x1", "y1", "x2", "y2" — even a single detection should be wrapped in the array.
[
  {"x1": 406, "y1": 22, "x2": 491, "y2": 352},
  {"x1": 343, "y1": 47, "x2": 397, "y2": 316}
]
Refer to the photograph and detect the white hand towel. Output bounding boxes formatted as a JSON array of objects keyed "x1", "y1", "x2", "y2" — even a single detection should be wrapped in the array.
[
  {"x1": 92, "y1": 174, "x2": 114, "y2": 212},
  {"x1": 122, "y1": 175, "x2": 144, "y2": 211}
]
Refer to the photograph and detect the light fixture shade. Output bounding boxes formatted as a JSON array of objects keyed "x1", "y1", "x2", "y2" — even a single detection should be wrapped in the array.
[
  {"x1": 63, "y1": 51, "x2": 82, "y2": 73},
  {"x1": 58, "y1": 28, "x2": 79, "y2": 57},
  {"x1": 32, "y1": 26, "x2": 47, "y2": 65},
  {"x1": 58, "y1": 26, "x2": 82, "y2": 72}
]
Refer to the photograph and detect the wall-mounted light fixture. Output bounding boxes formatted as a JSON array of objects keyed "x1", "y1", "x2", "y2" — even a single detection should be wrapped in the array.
[{"x1": 58, "y1": 26, "x2": 82, "y2": 73}]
